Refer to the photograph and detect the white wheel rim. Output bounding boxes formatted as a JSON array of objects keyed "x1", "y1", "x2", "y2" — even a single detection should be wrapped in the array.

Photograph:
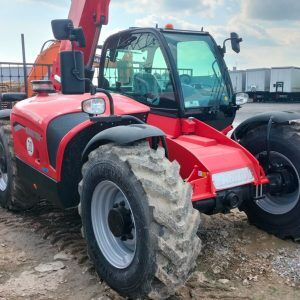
[
  {"x1": 91, "y1": 180, "x2": 136, "y2": 269},
  {"x1": 0, "y1": 143, "x2": 8, "y2": 192}
]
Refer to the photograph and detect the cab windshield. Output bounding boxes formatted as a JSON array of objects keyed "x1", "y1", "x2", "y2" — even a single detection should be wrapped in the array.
[{"x1": 163, "y1": 33, "x2": 232, "y2": 109}]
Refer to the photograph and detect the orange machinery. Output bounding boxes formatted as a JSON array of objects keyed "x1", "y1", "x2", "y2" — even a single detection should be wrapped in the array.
[{"x1": 27, "y1": 41, "x2": 60, "y2": 97}]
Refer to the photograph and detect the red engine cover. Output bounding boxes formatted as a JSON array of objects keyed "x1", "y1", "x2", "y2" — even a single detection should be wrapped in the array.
[{"x1": 11, "y1": 92, "x2": 150, "y2": 181}]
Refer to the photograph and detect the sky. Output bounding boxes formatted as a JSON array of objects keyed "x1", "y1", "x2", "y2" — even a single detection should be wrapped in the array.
[{"x1": 0, "y1": 0, "x2": 299, "y2": 70}]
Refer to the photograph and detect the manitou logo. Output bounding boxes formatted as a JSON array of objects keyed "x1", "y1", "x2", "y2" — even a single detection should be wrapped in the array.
[{"x1": 26, "y1": 137, "x2": 34, "y2": 157}]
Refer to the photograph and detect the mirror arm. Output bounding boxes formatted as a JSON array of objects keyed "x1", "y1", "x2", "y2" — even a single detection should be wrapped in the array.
[
  {"x1": 96, "y1": 88, "x2": 115, "y2": 115},
  {"x1": 222, "y1": 38, "x2": 231, "y2": 54},
  {"x1": 222, "y1": 37, "x2": 243, "y2": 54}
]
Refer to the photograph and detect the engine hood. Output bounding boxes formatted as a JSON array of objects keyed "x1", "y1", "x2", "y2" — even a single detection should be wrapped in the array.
[{"x1": 12, "y1": 92, "x2": 150, "y2": 128}]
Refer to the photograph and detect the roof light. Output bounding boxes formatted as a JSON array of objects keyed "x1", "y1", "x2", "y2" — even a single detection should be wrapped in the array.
[{"x1": 165, "y1": 23, "x2": 174, "y2": 30}]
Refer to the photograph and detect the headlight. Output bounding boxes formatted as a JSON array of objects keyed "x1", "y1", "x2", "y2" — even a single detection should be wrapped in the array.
[
  {"x1": 212, "y1": 167, "x2": 254, "y2": 190},
  {"x1": 82, "y1": 98, "x2": 106, "y2": 115},
  {"x1": 235, "y1": 93, "x2": 249, "y2": 106}
]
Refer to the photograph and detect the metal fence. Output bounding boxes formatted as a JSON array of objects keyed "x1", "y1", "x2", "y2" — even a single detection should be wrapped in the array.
[
  {"x1": 1, "y1": 63, "x2": 193, "y2": 95},
  {"x1": 0, "y1": 62, "x2": 52, "y2": 95},
  {"x1": 104, "y1": 67, "x2": 193, "y2": 88}
]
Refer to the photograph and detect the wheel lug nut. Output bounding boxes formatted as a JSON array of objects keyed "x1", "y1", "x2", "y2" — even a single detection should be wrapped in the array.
[
  {"x1": 120, "y1": 201, "x2": 125, "y2": 207},
  {"x1": 113, "y1": 203, "x2": 118, "y2": 208}
]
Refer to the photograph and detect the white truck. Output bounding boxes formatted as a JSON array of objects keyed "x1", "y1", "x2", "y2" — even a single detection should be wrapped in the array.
[
  {"x1": 245, "y1": 68, "x2": 270, "y2": 102},
  {"x1": 229, "y1": 67, "x2": 300, "y2": 102},
  {"x1": 229, "y1": 70, "x2": 246, "y2": 93},
  {"x1": 270, "y1": 67, "x2": 300, "y2": 101}
]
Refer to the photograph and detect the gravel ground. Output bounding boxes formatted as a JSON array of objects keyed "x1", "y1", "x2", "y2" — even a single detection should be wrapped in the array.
[
  {"x1": 0, "y1": 103, "x2": 300, "y2": 300},
  {"x1": 234, "y1": 102, "x2": 300, "y2": 126}
]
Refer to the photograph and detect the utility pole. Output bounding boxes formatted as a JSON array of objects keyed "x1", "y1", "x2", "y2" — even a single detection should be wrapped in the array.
[{"x1": 21, "y1": 34, "x2": 28, "y2": 96}]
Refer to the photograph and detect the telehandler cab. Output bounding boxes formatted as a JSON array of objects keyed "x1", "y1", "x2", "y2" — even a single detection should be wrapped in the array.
[{"x1": 1, "y1": 0, "x2": 300, "y2": 298}]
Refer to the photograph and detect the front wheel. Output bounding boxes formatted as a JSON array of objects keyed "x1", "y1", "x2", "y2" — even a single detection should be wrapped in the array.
[
  {"x1": 240, "y1": 123, "x2": 300, "y2": 240},
  {"x1": 78, "y1": 142, "x2": 201, "y2": 299}
]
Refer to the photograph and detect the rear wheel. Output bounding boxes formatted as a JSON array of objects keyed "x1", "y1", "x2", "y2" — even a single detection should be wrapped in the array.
[
  {"x1": 0, "y1": 121, "x2": 38, "y2": 211},
  {"x1": 78, "y1": 142, "x2": 201, "y2": 299},
  {"x1": 240, "y1": 123, "x2": 300, "y2": 240}
]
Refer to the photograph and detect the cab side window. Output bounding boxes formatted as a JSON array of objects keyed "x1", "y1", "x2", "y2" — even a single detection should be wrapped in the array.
[{"x1": 101, "y1": 33, "x2": 177, "y2": 109}]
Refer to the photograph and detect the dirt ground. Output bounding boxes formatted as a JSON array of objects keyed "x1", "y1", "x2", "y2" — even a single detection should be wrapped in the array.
[
  {"x1": 1, "y1": 103, "x2": 300, "y2": 300},
  {"x1": 0, "y1": 205, "x2": 299, "y2": 300}
]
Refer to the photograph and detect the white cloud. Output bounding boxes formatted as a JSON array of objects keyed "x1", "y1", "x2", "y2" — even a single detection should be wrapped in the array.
[
  {"x1": 16, "y1": 0, "x2": 68, "y2": 9},
  {"x1": 113, "y1": 0, "x2": 223, "y2": 18},
  {"x1": 2, "y1": 0, "x2": 300, "y2": 69},
  {"x1": 134, "y1": 14, "x2": 202, "y2": 30},
  {"x1": 223, "y1": 1, "x2": 300, "y2": 69},
  {"x1": 243, "y1": 0, "x2": 300, "y2": 21}
]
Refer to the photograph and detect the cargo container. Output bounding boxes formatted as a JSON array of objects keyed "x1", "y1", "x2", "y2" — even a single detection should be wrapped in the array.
[
  {"x1": 229, "y1": 70, "x2": 246, "y2": 93},
  {"x1": 270, "y1": 67, "x2": 300, "y2": 93},
  {"x1": 245, "y1": 68, "x2": 270, "y2": 102},
  {"x1": 269, "y1": 67, "x2": 300, "y2": 101}
]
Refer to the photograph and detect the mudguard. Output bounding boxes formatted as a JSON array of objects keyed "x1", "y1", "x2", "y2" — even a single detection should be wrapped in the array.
[
  {"x1": 82, "y1": 123, "x2": 165, "y2": 161},
  {"x1": 0, "y1": 109, "x2": 11, "y2": 120},
  {"x1": 232, "y1": 111, "x2": 300, "y2": 140}
]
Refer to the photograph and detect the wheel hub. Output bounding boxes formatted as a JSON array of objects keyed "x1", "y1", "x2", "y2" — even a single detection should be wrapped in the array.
[
  {"x1": 108, "y1": 201, "x2": 134, "y2": 241},
  {"x1": 267, "y1": 166, "x2": 297, "y2": 195},
  {"x1": 256, "y1": 151, "x2": 300, "y2": 215}
]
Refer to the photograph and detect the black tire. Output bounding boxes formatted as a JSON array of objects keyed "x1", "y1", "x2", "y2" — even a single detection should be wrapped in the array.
[
  {"x1": 0, "y1": 121, "x2": 38, "y2": 211},
  {"x1": 239, "y1": 122, "x2": 300, "y2": 240},
  {"x1": 78, "y1": 142, "x2": 201, "y2": 299}
]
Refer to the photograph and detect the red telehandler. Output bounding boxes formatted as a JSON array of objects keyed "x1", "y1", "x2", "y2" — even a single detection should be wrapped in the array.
[{"x1": 1, "y1": 0, "x2": 300, "y2": 298}]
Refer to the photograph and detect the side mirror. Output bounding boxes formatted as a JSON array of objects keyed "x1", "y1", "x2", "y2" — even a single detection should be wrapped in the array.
[
  {"x1": 71, "y1": 27, "x2": 86, "y2": 48},
  {"x1": 221, "y1": 32, "x2": 243, "y2": 55},
  {"x1": 51, "y1": 19, "x2": 73, "y2": 40},
  {"x1": 235, "y1": 92, "x2": 249, "y2": 106},
  {"x1": 230, "y1": 32, "x2": 242, "y2": 54},
  {"x1": 60, "y1": 51, "x2": 85, "y2": 94},
  {"x1": 51, "y1": 19, "x2": 86, "y2": 48}
]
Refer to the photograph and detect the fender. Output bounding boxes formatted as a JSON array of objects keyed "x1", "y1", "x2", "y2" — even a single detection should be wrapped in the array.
[
  {"x1": 232, "y1": 111, "x2": 300, "y2": 140},
  {"x1": 0, "y1": 109, "x2": 11, "y2": 120},
  {"x1": 82, "y1": 124, "x2": 165, "y2": 161}
]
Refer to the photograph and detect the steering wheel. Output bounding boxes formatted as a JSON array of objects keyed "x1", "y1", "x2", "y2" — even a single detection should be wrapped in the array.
[{"x1": 179, "y1": 74, "x2": 192, "y2": 85}]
